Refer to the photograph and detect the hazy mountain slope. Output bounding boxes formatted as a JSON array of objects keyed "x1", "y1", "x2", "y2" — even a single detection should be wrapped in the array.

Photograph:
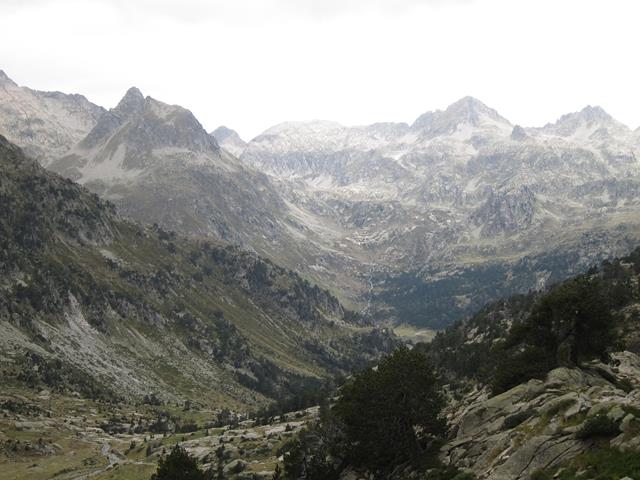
[
  {"x1": 240, "y1": 98, "x2": 640, "y2": 327},
  {"x1": 0, "y1": 70, "x2": 105, "y2": 163},
  {"x1": 44, "y1": 88, "x2": 370, "y2": 308},
  {"x1": 0, "y1": 136, "x2": 394, "y2": 408},
  {"x1": 423, "y1": 247, "x2": 640, "y2": 385}
]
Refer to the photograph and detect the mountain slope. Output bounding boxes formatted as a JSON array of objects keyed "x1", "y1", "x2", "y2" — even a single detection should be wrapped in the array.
[
  {"x1": 44, "y1": 88, "x2": 369, "y2": 309},
  {"x1": 0, "y1": 70, "x2": 105, "y2": 163},
  {"x1": 0, "y1": 135, "x2": 394, "y2": 408},
  {"x1": 240, "y1": 98, "x2": 640, "y2": 327}
]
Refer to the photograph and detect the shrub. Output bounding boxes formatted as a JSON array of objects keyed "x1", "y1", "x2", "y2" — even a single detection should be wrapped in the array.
[
  {"x1": 576, "y1": 414, "x2": 620, "y2": 439},
  {"x1": 502, "y1": 409, "x2": 535, "y2": 430},
  {"x1": 531, "y1": 447, "x2": 640, "y2": 480},
  {"x1": 491, "y1": 275, "x2": 618, "y2": 394}
]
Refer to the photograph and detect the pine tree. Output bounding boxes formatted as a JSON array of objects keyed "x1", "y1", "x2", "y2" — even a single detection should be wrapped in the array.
[
  {"x1": 150, "y1": 445, "x2": 206, "y2": 480},
  {"x1": 333, "y1": 347, "x2": 445, "y2": 473}
]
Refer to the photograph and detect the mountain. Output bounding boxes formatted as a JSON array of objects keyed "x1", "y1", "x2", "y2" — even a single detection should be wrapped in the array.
[
  {"x1": 4, "y1": 75, "x2": 640, "y2": 329},
  {"x1": 48, "y1": 88, "x2": 301, "y2": 258},
  {"x1": 211, "y1": 125, "x2": 247, "y2": 157},
  {"x1": 239, "y1": 98, "x2": 640, "y2": 327},
  {"x1": 411, "y1": 95, "x2": 512, "y2": 137},
  {"x1": 40, "y1": 87, "x2": 386, "y2": 312},
  {"x1": 539, "y1": 105, "x2": 631, "y2": 139},
  {"x1": 0, "y1": 135, "x2": 395, "y2": 407},
  {"x1": 0, "y1": 70, "x2": 105, "y2": 163}
]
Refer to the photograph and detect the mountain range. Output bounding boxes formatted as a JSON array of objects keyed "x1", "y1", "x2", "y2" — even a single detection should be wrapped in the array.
[
  {"x1": 2, "y1": 69, "x2": 640, "y2": 480},
  {"x1": 2, "y1": 70, "x2": 640, "y2": 328}
]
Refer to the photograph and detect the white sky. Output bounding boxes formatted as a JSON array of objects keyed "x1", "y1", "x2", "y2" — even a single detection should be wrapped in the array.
[{"x1": 1, "y1": 0, "x2": 639, "y2": 140}]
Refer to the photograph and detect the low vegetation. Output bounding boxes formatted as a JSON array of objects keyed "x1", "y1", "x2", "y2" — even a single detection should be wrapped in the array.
[
  {"x1": 531, "y1": 448, "x2": 640, "y2": 480},
  {"x1": 422, "y1": 248, "x2": 640, "y2": 395}
]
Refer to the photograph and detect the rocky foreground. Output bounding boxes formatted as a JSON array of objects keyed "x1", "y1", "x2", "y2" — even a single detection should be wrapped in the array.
[{"x1": 443, "y1": 351, "x2": 640, "y2": 479}]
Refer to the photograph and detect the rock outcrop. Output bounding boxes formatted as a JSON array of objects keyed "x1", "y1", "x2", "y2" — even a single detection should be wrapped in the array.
[{"x1": 442, "y1": 352, "x2": 640, "y2": 479}]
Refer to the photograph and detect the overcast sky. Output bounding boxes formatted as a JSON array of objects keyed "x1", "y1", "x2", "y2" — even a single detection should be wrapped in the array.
[{"x1": 1, "y1": 0, "x2": 638, "y2": 140}]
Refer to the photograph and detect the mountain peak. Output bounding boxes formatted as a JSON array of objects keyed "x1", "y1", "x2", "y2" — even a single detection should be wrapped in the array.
[
  {"x1": 0, "y1": 69, "x2": 17, "y2": 86},
  {"x1": 211, "y1": 125, "x2": 243, "y2": 143},
  {"x1": 124, "y1": 86, "x2": 144, "y2": 99},
  {"x1": 444, "y1": 96, "x2": 508, "y2": 125},
  {"x1": 577, "y1": 105, "x2": 612, "y2": 123},
  {"x1": 411, "y1": 96, "x2": 510, "y2": 133},
  {"x1": 543, "y1": 105, "x2": 628, "y2": 137},
  {"x1": 449, "y1": 95, "x2": 490, "y2": 110},
  {"x1": 113, "y1": 86, "x2": 146, "y2": 117}
]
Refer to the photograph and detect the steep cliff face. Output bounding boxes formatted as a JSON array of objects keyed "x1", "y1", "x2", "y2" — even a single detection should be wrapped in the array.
[{"x1": 472, "y1": 186, "x2": 536, "y2": 237}]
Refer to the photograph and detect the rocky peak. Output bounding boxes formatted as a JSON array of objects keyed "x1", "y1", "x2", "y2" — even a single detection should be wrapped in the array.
[
  {"x1": 578, "y1": 105, "x2": 613, "y2": 123},
  {"x1": 0, "y1": 70, "x2": 17, "y2": 86},
  {"x1": 543, "y1": 105, "x2": 629, "y2": 138},
  {"x1": 446, "y1": 96, "x2": 506, "y2": 125},
  {"x1": 211, "y1": 125, "x2": 241, "y2": 143},
  {"x1": 411, "y1": 96, "x2": 511, "y2": 136},
  {"x1": 211, "y1": 126, "x2": 247, "y2": 157},
  {"x1": 0, "y1": 71, "x2": 105, "y2": 161},
  {"x1": 63, "y1": 86, "x2": 223, "y2": 176},
  {"x1": 112, "y1": 86, "x2": 146, "y2": 118}
]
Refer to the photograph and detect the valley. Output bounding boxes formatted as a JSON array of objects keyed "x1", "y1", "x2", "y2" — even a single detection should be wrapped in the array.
[{"x1": 2, "y1": 67, "x2": 640, "y2": 480}]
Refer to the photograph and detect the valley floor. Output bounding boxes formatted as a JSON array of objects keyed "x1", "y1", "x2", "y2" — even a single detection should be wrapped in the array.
[{"x1": 0, "y1": 384, "x2": 309, "y2": 480}]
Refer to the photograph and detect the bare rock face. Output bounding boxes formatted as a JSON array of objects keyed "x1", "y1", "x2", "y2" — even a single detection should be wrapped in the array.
[
  {"x1": 472, "y1": 186, "x2": 536, "y2": 237},
  {"x1": 442, "y1": 352, "x2": 640, "y2": 479},
  {"x1": 0, "y1": 70, "x2": 105, "y2": 163}
]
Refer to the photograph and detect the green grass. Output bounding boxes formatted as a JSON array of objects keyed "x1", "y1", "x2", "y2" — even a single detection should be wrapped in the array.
[{"x1": 532, "y1": 448, "x2": 640, "y2": 480}]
